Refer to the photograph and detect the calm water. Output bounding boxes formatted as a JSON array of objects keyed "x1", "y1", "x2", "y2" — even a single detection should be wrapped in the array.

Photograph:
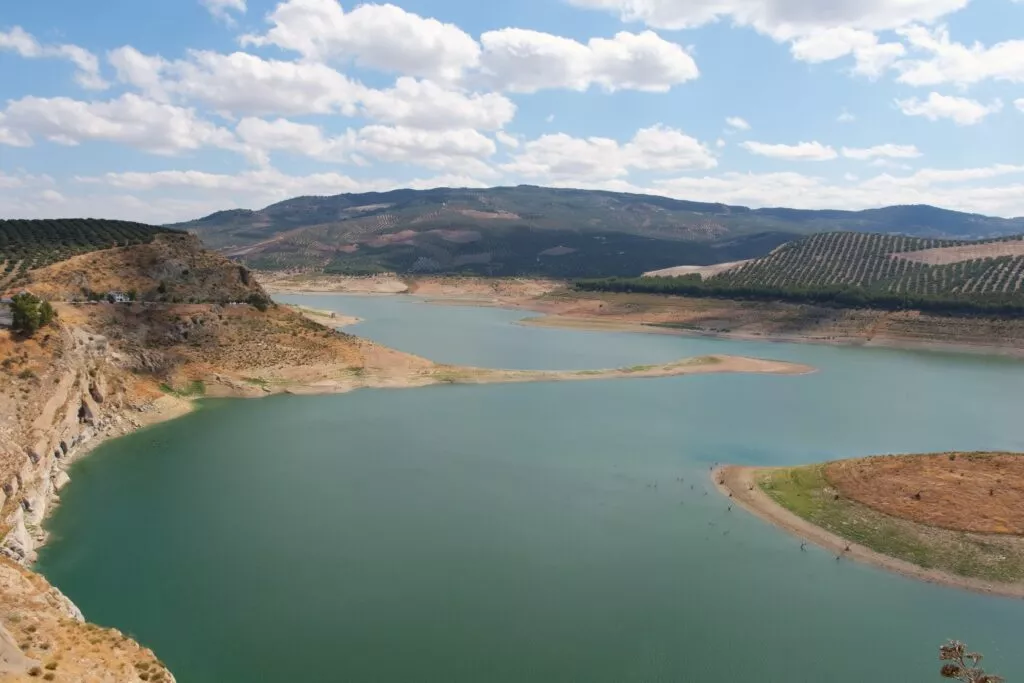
[{"x1": 38, "y1": 295, "x2": 1024, "y2": 683}]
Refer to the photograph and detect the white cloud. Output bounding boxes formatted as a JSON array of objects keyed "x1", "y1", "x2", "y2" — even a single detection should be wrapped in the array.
[
  {"x1": 564, "y1": 0, "x2": 968, "y2": 36},
  {"x1": 841, "y1": 144, "x2": 921, "y2": 160},
  {"x1": 1, "y1": 93, "x2": 237, "y2": 155},
  {"x1": 893, "y1": 25, "x2": 1024, "y2": 86},
  {"x1": 234, "y1": 117, "x2": 347, "y2": 165},
  {"x1": 895, "y1": 92, "x2": 1003, "y2": 125},
  {"x1": 0, "y1": 114, "x2": 32, "y2": 147},
  {"x1": 0, "y1": 171, "x2": 53, "y2": 189},
  {"x1": 495, "y1": 131, "x2": 520, "y2": 148},
  {"x1": 1016, "y1": 98, "x2": 1024, "y2": 113},
  {"x1": 109, "y1": 48, "x2": 514, "y2": 129},
  {"x1": 242, "y1": 0, "x2": 481, "y2": 82},
  {"x1": 20, "y1": 168, "x2": 487, "y2": 223},
  {"x1": 906, "y1": 164, "x2": 1024, "y2": 184},
  {"x1": 650, "y1": 165, "x2": 1024, "y2": 217},
  {"x1": 201, "y1": 0, "x2": 246, "y2": 22},
  {"x1": 716, "y1": 138, "x2": 726, "y2": 148},
  {"x1": 240, "y1": 0, "x2": 698, "y2": 92},
  {"x1": 837, "y1": 109, "x2": 856, "y2": 123},
  {"x1": 359, "y1": 78, "x2": 514, "y2": 130},
  {"x1": 354, "y1": 125, "x2": 498, "y2": 176},
  {"x1": 234, "y1": 118, "x2": 499, "y2": 175},
  {"x1": 109, "y1": 47, "x2": 365, "y2": 117},
  {"x1": 504, "y1": 125, "x2": 716, "y2": 181},
  {"x1": 0, "y1": 26, "x2": 107, "y2": 90},
  {"x1": 789, "y1": 28, "x2": 904, "y2": 77},
  {"x1": 478, "y1": 29, "x2": 697, "y2": 93},
  {"x1": 725, "y1": 116, "x2": 750, "y2": 130},
  {"x1": 740, "y1": 140, "x2": 838, "y2": 161}
]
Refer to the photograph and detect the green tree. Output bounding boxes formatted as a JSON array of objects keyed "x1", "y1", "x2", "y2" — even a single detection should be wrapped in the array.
[{"x1": 10, "y1": 293, "x2": 56, "y2": 336}]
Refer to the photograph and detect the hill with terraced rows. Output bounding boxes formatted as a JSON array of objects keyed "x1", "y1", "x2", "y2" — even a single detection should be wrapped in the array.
[
  {"x1": 577, "y1": 232, "x2": 1024, "y2": 315},
  {"x1": 0, "y1": 219, "x2": 175, "y2": 291},
  {"x1": 712, "y1": 232, "x2": 1024, "y2": 296}
]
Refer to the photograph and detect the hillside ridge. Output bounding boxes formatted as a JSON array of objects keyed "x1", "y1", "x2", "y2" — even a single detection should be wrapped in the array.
[
  {"x1": 170, "y1": 186, "x2": 1024, "y2": 277},
  {"x1": 579, "y1": 231, "x2": 1024, "y2": 315}
]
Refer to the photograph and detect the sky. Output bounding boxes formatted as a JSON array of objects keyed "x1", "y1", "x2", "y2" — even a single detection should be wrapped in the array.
[{"x1": 1, "y1": 0, "x2": 1023, "y2": 224}]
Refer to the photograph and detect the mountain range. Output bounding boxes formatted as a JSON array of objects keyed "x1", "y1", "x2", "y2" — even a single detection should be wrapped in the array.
[{"x1": 172, "y1": 186, "x2": 1024, "y2": 278}]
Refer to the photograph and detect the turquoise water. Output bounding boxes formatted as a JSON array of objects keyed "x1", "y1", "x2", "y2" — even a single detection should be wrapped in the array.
[{"x1": 38, "y1": 294, "x2": 1024, "y2": 682}]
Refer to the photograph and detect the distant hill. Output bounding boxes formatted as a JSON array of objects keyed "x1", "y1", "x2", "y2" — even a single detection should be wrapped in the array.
[
  {"x1": 171, "y1": 186, "x2": 1024, "y2": 278},
  {"x1": 1, "y1": 218, "x2": 175, "y2": 291},
  {"x1": 578, "y1": 232, "x2": 1024, "y2": 315}
]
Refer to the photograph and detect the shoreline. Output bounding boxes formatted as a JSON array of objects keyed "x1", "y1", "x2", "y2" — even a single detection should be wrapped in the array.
[
  {"x1": 713, "y1": 465, "x2": 1024, "y2": 598},
  {"x1": 269, "y1": 287, "x2": 1024, "y2": 359}
]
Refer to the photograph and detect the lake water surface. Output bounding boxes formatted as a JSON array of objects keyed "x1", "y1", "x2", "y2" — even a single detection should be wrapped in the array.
[{"x1": 38, "y1": 295, "x2": 1024, "y2": 682}]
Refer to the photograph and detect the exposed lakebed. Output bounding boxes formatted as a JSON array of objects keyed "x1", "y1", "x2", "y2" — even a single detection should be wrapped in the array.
[{"x1": 38, "y1": 295, "x2": 1024, "y2": 682}]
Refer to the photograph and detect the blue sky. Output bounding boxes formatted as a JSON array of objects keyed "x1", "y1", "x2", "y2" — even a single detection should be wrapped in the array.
[{"x1": 1, "y1": 0, "x2": 1023, "y2": 223}]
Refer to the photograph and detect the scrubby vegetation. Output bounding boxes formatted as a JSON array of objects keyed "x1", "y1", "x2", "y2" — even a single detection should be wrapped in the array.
[
  {"x1": 0, "y1": 219, "x2": 174, "y2": 288},
  {"x1": 576, "y1": 233, "x2": 1024, "y2": 315}
]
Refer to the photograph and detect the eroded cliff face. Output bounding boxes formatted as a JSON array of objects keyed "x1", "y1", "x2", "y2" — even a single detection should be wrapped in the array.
[
  {"x1": 0, "y1": 321, "x2": 184, "y2": 682},
  {"x1": 0, "y1": 230, "x2": 429, "y2": 681}
]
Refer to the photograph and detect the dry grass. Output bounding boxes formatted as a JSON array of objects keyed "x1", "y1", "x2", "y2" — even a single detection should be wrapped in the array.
[
  {"x1": 0, "y1": 557, "x2": 171, "y2": 683},
  {"x1": 896, "y1": 241, "x2": 1024, "y2": 265},
  {"x1": 760, "y1": 462, "x2": 1024, "y2": 585},
  {"x1": 825, "y1": 453, "x2": 1024, "y2": 535},
  {"x1": 16, "y1": 233, "x2": 262, "y2": 304},
  {"x1": 642, "y1": 259, "x2": 751, "y2": 278}
]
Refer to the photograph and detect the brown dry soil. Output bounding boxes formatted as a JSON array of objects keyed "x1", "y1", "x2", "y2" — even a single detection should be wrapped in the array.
[
  {"x1": 261, "y1": 275, "x2": 1024, "y2": 354},
  {"x1": 716, "y1": 454, "x2": 1024, "y2": 597},
  {"x1": 525, "y1": 289, "x2": 1024, "y2": 356},
  {"x1": 13, "y1": 233, "x2": 261, "y2": 305},
  {"x1": 896, "y1": 241, "x2": 1024, "y2": 265},
  {"x1": 0, "y1": 556, "x2": 172, "y2": 683},
  {"x1": 825, "y1": 453, "x2": 1024, "y2": 535}
]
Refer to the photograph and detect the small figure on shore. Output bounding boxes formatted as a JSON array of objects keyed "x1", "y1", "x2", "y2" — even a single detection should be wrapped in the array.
[
  {"x1": 800, "y1": 542, "x2": 807, "y2": 551},
  {"x1": 844, "y1": 544, "x2": 851, "y2": 552}
]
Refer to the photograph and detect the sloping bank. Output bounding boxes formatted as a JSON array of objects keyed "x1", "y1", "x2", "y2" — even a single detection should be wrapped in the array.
[
  {"x1": 0, "y1": 311, "x2": 812, "y2": 683},
  {"x1": 714, "y1": 457, "x2": 1024, "y2": 598}
]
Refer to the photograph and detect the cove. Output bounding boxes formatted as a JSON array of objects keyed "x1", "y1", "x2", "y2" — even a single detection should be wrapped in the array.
[{"x1": 38, "y1": 295, "x2": 1024, "y2": 683}]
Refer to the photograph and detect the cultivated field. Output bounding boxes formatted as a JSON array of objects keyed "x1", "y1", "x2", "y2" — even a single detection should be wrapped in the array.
[
  {"x1": 713, "y1": 232, "x2": 1024, "y2": 296},
  {"x1": 897, "y1": 241, "x2": 1024, "y2": 265},
  {"x1": 825, "y1": 453, "x2": 1024, "y2": 535},
  {"x1": 0, "y1": 219, "x2": 172, "y2": 290}
]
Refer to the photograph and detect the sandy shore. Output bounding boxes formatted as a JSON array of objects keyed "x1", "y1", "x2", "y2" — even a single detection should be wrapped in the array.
[
  {"x1": 268, "y1": 276, "x2": 1024, "y2": 358},
  {"x1": 714, "y1": 465, "x2": 1024, "y2": 598},
  {"x1": 283, "y1": 303, "x2": 362, "y2": 329},
  {"x1": 200, "y1": 354, "x2": 814, "y2": 399},
  {"x1": 522, "y1": 314, "x2": 1024, "y2": 357}
]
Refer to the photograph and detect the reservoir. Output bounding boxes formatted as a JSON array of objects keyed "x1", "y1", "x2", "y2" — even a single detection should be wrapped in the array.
[{"x1": 38, "y1": 295, "x2": 1024, "y2": 682}]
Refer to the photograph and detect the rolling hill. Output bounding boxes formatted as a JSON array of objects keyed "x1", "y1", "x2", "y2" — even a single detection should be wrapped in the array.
[
  {"x1": 1, "y1": 218, "x2": 175, "y2": 291},
  {"x1": 171, "y1": 186, "x2": 1024, "y2": 278},
  {"x1": 578, "y1": 232, "x2": 1024, "y2": 315}
]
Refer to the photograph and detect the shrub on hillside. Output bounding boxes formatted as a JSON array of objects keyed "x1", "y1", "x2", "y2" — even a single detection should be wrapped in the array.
[{"x1": 10, "y1": 293, "x2": 56, "y2": 336}]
